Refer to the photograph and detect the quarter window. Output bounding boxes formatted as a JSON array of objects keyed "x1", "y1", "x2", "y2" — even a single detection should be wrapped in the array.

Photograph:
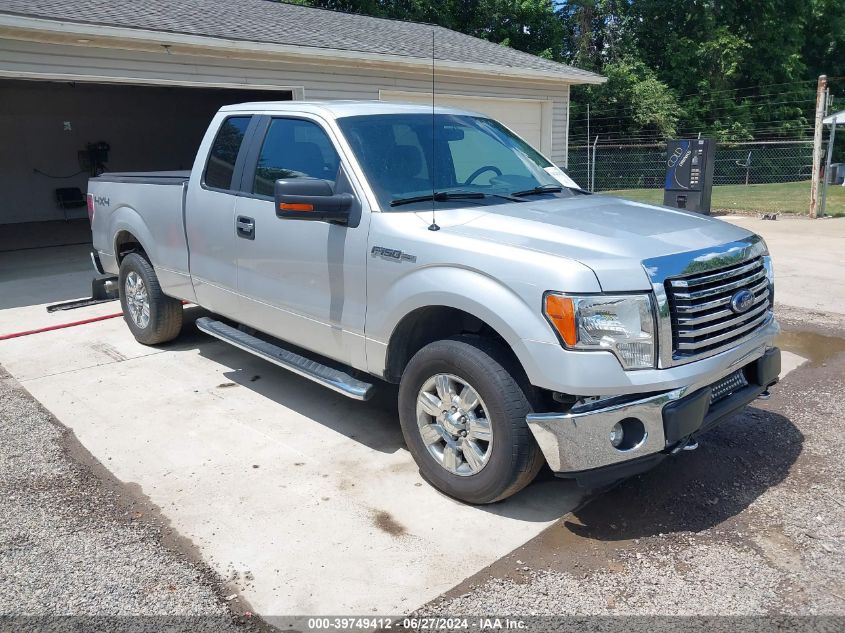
[
  {"x1": 204, "y1": 116, "x2": 251, "y2": 190},
  {"x1": 252, "y1": 118, "x2": 341, "y2": 197}
]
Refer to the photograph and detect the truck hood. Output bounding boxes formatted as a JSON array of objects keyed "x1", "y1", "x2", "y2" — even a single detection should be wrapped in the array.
[{"x1": 439, "y1": 195, "x2": 756, "y2": 291}]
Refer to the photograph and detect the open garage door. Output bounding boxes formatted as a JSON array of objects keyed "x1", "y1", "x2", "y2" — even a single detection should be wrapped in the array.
[
  {"x1": 0, "y1": 79, "x2": 291, "y2": 251},
  {"x1": 379, "y1": 90, "x2": 551, "y2": 155}
]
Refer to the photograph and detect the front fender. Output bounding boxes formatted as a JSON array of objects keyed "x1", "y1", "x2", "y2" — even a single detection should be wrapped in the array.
[{"x1": 366, "y1": 264, "x2": 560, "y2": 385}]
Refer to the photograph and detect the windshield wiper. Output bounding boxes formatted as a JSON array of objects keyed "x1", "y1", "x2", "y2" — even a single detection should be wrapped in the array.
[
  {"x1": 390, "y1": 190, "x2": 530, "y2": 208},
  {"x1": 390, "y1": 190, "x2": 519, "y2": 207},
  {"x1": 511, "y1": 184, "x2": 564, "y2": 197},
  {"x1": 390, "y1": 190, "x2": 484, "y2": 207}
]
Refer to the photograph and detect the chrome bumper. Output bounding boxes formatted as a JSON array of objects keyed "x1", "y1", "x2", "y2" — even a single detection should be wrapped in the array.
[
  {"x1": 527, "y1": 346, "x2": 781, "y2": 477},
  {"x1": 527, "y1": 389, "x2": 684, "y2": 473}
]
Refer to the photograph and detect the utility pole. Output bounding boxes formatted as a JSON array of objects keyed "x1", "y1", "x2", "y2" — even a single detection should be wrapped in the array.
[
  {"x1": 586, "y1": 103, "x2": 591, "y2": 192},
  {"x1": 809, "y1": 75, "x2": 828, "y2": 218}
]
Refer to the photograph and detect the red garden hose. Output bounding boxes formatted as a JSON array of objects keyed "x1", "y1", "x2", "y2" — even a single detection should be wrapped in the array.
[{"x1": 0, "y1": 312, "x2": 124, "y2": 341}]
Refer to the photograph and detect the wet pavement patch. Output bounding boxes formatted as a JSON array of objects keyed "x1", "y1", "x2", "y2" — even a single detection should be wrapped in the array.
[{"x1": 776, "y1": 330, "x2": 845, "y2": 366}]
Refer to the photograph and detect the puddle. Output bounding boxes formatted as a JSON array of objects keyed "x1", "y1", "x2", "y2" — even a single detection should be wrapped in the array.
[{"x1": 775, "y1": 330, "x2": 845, "y2": 367}]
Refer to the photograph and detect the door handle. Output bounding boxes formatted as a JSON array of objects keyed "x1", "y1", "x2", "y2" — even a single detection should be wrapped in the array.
[{"x1": 236, "y1": 216, "x2": 255, "y2": 240}]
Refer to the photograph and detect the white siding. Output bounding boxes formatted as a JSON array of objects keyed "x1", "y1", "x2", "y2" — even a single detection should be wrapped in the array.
[{"x1": 0, "y1": 38, "x2": 571, "y2": 164}]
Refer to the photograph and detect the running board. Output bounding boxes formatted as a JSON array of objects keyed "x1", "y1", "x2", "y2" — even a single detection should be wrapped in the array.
[{"x1": 195, "y1": 317, "x2": 374, "y2": 401}]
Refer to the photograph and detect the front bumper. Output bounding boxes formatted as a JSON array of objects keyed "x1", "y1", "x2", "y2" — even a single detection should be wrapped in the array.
[{"x1": 526, "y1": 346, "x2": 781, "y2": 486}]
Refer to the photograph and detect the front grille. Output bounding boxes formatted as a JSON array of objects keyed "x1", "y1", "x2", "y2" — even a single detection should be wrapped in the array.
[
  {"x1": 709, "y1": 370, "x2": 749, "y2": 405},
  {"x1": 666, "y1": 255, "x2": 772, "y2": 362}
]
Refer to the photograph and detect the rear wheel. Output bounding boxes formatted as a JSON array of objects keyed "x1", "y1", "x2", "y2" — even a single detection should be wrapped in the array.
[
  {"x1": 118, "y1": 252, "x2": 183, "y2": 345},
  {"x1": 398, "y1": 337, "x2": 544, "y2": 504}
]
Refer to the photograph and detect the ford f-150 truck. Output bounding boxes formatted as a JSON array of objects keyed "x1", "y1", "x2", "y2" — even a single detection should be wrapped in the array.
[{"x1": 88, "y1": 101, "x2": 780, "y2": 504}]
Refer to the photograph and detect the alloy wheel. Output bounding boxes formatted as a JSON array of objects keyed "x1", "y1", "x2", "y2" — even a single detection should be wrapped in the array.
[
  {"x1": 415, "y1": 373, "x2": 493, "y2": 476},
  {"x1": 124, "y1": 271, "x2": 150, "y2": 329}
]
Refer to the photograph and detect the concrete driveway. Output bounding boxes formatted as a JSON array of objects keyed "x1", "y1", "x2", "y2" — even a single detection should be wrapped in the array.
[
  {"x1": 2, "y1": 214, "x2": 831, "y2": 619},
  {"x1": 723, "y1": 215, "x2": 845, "y2": 315},
  {"x1": 0, "y1": 243, "x2": 582, "y2": 618}
]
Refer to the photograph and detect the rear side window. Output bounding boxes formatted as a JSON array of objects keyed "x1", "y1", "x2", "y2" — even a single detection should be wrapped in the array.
[
  {"x1": 204, "y1": 116, "x2": 251, "y2": 190},
  {"x1": 252, "y1": 118, "x2": 340, "y2": 197}
]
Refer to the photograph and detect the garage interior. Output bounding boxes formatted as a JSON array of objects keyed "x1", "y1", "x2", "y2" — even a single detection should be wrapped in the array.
[{"x1": 0, "y1": 78, "x2": 290, "y2": 251}]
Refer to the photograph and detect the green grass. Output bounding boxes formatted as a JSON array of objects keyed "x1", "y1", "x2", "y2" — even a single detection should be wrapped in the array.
[{"x1": 602, "y1": 181, "x2": 845, "y2": 217}]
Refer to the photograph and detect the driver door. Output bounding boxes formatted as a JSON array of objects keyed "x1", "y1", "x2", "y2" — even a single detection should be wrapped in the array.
[{"x1": 233, "y1": 114, "x2": 370, "y2": 369}]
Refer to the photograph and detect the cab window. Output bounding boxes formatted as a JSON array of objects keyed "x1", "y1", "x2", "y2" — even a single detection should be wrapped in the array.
[
  {"x1": 252, "y1": 118, "x2": 341, "y2": 197},
  {"x1": 204, "y1": 116, "x2": 251, "y2": 190}
]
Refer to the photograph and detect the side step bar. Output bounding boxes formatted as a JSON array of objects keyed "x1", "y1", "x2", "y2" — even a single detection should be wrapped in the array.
[{"x1": 195, "y1": 317, "x2": 374, "y2": 401}]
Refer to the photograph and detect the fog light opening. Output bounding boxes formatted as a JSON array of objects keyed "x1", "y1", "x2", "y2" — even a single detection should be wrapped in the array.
[
  {"x1": 609, "y1": 422, "x2": 624, "y2": 448},
  {"x1": 610, "y1": 417, "x2": 647, "y2": 451}
]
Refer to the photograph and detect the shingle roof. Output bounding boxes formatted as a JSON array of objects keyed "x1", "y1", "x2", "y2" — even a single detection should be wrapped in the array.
[{"x1": 0, "y1": 0, "x2": 603, "y2": 82}]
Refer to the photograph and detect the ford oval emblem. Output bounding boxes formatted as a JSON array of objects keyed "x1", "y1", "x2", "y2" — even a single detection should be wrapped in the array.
[{"x1": 730, "y1": 289, "x2": 755, "y2": 314}]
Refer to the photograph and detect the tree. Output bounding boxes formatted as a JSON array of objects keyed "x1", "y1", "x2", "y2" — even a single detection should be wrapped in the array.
[
  {"x1": 284, "y1": 1, "x2": 841, "y2": 142},
  {"x1": 290, "y1": 0, "x2": 565, "y2": 59},
  {"x1": 570, "y1": 58, "x2": 680, "y2": 141}
]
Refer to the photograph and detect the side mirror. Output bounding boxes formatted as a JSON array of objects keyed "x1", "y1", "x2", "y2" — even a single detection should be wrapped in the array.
[{"x1": 274, "y1": 178, "x2": 354, "y2": 223}]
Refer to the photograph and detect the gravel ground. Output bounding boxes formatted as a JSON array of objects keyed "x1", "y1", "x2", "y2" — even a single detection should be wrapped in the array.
[
  {"x1": 0, "y1": 365, "x2": 265, "y2": 632},
  {"x1": 423, "y1": 306, "x2": 845, "y2": 627}
]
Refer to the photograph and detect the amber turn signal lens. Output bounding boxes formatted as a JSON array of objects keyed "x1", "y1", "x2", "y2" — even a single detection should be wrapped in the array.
[
  {"x1": 279, "y1": 202, "x2": 314, "y2": 211},
  {"x1": 544, "y1": 295, "x2": 577, "y2": 346}
]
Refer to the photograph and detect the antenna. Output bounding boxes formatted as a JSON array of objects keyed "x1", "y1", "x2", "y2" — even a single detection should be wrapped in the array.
[{"x1": 428, "y1": 27, "x2": 440, "y2": 231}]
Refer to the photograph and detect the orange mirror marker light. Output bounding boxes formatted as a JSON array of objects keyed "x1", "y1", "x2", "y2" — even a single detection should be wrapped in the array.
[
  {"x1": 544, "y1": 295, "x2": 577, "y2": 346},
  {"x1": 279, "y1": 202, "x2": 314, "y2": 212}
]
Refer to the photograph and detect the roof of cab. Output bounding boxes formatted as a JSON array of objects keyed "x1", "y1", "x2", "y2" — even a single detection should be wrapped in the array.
[{"x1": 219, "y1": 100, "x2": 480, "y2": 119}]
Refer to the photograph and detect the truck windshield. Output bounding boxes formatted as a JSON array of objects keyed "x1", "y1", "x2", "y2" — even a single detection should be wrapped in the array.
[{"x1": 336, "y1": 113, "x2": 575, "y2": 211}]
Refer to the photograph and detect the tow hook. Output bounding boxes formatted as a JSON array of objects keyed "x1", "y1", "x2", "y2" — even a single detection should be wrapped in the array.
[{"x1": 671, "y1": 437, "x2": 699, "y2": 454}]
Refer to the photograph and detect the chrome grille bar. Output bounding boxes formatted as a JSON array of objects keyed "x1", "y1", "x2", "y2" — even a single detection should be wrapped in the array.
[
  {"x1": 676, "y1": 291, "x2": 769, "y2": 327},
  {"x1": 676, "y1": 310, "x2": 771, "y2": 350},
  {"x1": 665, "y1": 255, "x2": 772, "y2": 361},
  {"x1": 670, "y1": 279, "x2": 769, "y2": 313},
  {"x1": 677, "y1": 301, "x2": 770, "y2": 337},
  {"x1": 670, "y1": 259, "x2": 762, "y2": 288},
  {"x1": 670, "y1": 268, "x2": 767, "y2": 301}
]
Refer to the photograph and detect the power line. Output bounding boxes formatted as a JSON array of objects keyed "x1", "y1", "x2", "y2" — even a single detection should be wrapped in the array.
[
  {"x1": 674, "y1": 78, "x2": 820, "y2": 98},
  {"x1": 568, "y1": 97, "x2": 816, "y2": 124}
]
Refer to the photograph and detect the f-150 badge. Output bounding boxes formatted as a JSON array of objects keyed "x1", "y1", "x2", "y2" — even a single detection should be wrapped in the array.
[{"x1": 371, "y1": 246, "x2": 417, "y2": 263}]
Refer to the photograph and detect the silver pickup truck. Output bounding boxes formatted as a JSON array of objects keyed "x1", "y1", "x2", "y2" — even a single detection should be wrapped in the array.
[{"x1": 88, "y1": 101, "x2": 780, "y2": 504}]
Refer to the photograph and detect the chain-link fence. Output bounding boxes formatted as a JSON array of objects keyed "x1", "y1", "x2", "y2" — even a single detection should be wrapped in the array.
[{"x1": 565, "y1": 139, "x2": 836, "y2": 214}]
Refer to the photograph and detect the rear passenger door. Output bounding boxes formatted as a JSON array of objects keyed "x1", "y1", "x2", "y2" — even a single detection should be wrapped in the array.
[
  {"x1": 232, "y1": 114, "x2": 370, "y2": 369},
  {"x1": 184, "y1": 114, "x2": 256, "y2": 317}
]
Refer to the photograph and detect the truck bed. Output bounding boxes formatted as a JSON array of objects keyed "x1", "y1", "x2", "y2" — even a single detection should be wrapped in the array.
[{"x1": 88, "y1": 171, "x2": 192, "y2": 300}]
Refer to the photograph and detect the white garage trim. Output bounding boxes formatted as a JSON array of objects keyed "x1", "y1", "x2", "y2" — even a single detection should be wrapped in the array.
[
  {"x1": 0, "y1": 69, "x2": 304, "y2": 97},
  {"x1": 379, "y1": 89, "x2": 553, "y2": 155},
  {"x1": 0, "y1": 14, "x2": 607, "y2": 85}
]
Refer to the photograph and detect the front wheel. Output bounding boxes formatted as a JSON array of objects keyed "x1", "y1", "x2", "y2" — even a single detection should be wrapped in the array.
[
  {"x1": 398, "y1": 337, "x2": 544, "y2": 504},
  {"x1": 118, "y1": 252, "x2": 183, "y2": 345}
]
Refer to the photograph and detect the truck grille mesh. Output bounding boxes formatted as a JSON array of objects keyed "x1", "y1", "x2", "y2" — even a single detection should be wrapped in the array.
[{"x1": 666, "y1": 256, "x2": 772, "y2": 361}]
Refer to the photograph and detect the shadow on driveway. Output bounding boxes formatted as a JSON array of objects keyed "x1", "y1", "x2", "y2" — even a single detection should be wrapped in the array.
[
  {"x1": 161, "y1": 307, "x2": 583, "y2": 522},
  {"x1": 563, "y1": 405, "x2": 803, "y2": 539}
]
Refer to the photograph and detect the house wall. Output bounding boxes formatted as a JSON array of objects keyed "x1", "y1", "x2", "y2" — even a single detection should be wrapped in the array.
[
  {"x1": 0, "y1": 37, "x2": 572, "y2": 224},
  {"x1": 0, "y1": 38, "x2": 571, "y2": 162}
]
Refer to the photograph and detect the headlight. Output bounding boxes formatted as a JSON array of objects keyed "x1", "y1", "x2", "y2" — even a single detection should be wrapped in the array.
[
  {"x1": 760, "y1": 237, "x2": 774, "y2": 302},
  {"x1": 544, "y1": 293, "x2": 656, "y2": 369},
  {"x1": 763, "y1": 254, "x2": 774, "y2": 305}
]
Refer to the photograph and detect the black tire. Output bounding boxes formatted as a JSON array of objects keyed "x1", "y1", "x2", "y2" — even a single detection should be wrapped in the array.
[
  {"x1": 118, "y1": 252, "x2": 183, "y2": 345},
  {"x1": 398, "y1": 336, "x2": 545, "y2": 504}
]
